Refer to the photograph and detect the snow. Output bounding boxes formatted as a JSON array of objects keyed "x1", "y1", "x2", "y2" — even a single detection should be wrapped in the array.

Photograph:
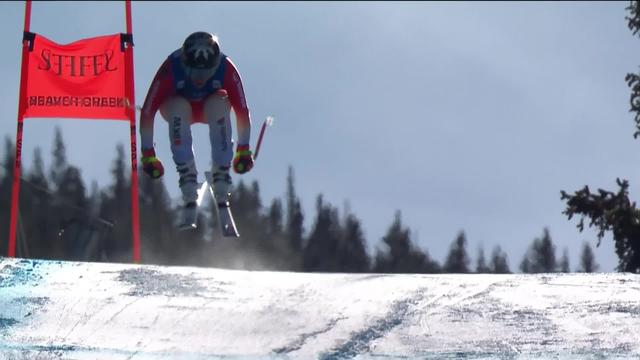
[{"x1": 0, "y1": 257, "x2": 639, "y2": 359}]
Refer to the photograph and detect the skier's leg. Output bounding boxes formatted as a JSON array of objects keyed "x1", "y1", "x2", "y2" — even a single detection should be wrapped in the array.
[
  {"x1": 160, "y1": 96, "x2": 198, "y2": 208},
  {"x1": 204, "y1": 90, "x2": 233, "y2": 203}
]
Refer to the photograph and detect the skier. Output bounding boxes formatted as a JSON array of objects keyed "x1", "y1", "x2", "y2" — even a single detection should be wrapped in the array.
[{"x1": 138, "y1": 31, "x2": 254, "y2": 229}]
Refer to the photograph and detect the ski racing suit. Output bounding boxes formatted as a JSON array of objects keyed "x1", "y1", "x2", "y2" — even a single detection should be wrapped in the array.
[{"x1": 139, "y1": 49, "x2": 251, "y2": 204}]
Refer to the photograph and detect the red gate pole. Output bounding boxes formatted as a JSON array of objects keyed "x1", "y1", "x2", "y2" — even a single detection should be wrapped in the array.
[
  {"x1": 8, "y1": 0, "x2": 33, "y2": 257},
  {"x1": 124, "y1": 0, "x2": 141, "y2": 263}
]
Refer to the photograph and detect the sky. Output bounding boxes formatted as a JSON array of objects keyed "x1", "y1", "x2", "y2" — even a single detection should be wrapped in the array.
[{"x1": 0, "y1": 1, "x2": 639, "y2": 272}]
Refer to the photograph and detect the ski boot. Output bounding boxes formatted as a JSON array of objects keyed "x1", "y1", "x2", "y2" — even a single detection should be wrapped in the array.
[
  {"x1": 212, "y1": 166, "x2": 232, "y2": 206},
  {"x1": 210, "y1": 165, "x2": 239, "y2": 237},
  {"x1": 177, "y1": 161, "x2": 198, "y2": 230}
]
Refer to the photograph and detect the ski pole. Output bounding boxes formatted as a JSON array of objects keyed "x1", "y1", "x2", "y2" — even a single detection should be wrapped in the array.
[{"x1": 254, "y1": 116, "x2": 273, "y2": 161}]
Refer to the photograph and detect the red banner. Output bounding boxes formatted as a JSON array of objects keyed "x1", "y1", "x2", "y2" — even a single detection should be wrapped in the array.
[{"x1": 21, "y1": 33, "x2": 129, "y2": 120}]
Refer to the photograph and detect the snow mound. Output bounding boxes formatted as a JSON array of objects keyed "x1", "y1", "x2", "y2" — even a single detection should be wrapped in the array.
[{"x1": 0, "y1": 257, "x2": 638, "y2": 359}]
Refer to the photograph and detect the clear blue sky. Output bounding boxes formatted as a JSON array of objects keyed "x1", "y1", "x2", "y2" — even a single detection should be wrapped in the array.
[{"x1": 1, "y1": 1, "x2": 638, "y2": 272}]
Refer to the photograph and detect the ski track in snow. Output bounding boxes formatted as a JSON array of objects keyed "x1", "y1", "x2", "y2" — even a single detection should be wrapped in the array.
[
  {"x1": 320, "y1": 287, "x2": 429, "y2": 359},
  {"x1": 1, "y1": 258, "x2": 640, "y2": 359},
  {"x1": 272, "y1": 316, "x2": 345, "y2": 355}
]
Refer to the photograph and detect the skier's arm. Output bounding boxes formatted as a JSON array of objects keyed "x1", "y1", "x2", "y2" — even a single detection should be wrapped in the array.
[
  {"x1": 223, "y1": 57, "x2": 251, "y2": 148},
  {"x1": 140, "y1": 58, "x2": 174, "y2": 150}
]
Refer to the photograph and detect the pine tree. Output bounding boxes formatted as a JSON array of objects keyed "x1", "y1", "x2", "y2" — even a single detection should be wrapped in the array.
[
  {"x1": 50, "y1": 126, "x2": 68, "y2": 190},
  {"x1": 82, "y1": 180, "x2": 111, "y2": 262},
  {"x1": 267, "y1": 198, "x2": 284, "y2": 237},
  {"x1": 21, "y1": 147, "x2": 53, "y2": 259},
  {"x1": 45, "y1": 129, "x2": 90, "y2": 260},
  {"x1": 56, "y1": 165, "x2": 90, "y2": 260},
  {"x1": 286, "y1": 166, "x2": 304, "y2": 255},
  {"x1": 562, "y1": 180, "x2": 640, "y2": 272},
  {"x1": 374, "y1": 211, "x2": 411, "y2": 272},
  {"x1": 138, "y1": 165, "x2": 175, "y2": 265},
  {"x1": 373, "y1": 211, "x2": 440, "y2": 273},
  {"x1": 443, "y1": 231, "x2": 470, "y2": 273},
  {"x1": 536, "y1": 228, "x2": 557, "y2": 272},
  {"x1": 265, "y1": 198, "x2": 298, "y2": 270},
  {"x1": 578, "y1": 242, "x2": 600, "y2": 273},
  {"x1": 303, "y1": 195, "x2": 342, "y2": 272},
  {"x1": 0, "y1": 136, "x2": 15, "y2": 257},
  {"x1": 490, "y1": 246, "x2": 511, "y2": 274},
  {"x1": 561, "y1": 2, "x2": 640, "y2": 273},
  {"x1": 231, "y1": 180, "x2": 263, "y2": 239},
  {"x1": 338, "y1": 212, "x2": 371, "y2": 273},
  {"x1": 559, "y1": 248, "x2": 571, "y2": 273},
  {"x1": 519, "y1": 256, "x2": 531, "y2": 274},
  {"x1": 99, "y1": 143, "x2": 132, "y2": 262},
  {"x1": 254, "y1": 194, "x2": 283, "y2": 266},
  {"x1": 520, "y1": 228, "x2": 557, "y2": 273},
  {"x1": 476, "y1": 246, "x2": 490, "y2": 273}
]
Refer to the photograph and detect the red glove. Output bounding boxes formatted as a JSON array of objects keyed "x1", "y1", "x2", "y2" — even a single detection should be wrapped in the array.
[
  {"x1": 141, "y1": 148, "x2": 164, "y2": 179},
  {"x1": 233, "y1": 144, "x2": 254, "y2": 174}
]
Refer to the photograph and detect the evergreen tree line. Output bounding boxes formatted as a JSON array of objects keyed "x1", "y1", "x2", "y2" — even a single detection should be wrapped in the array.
[{"x1": 0, "y1": 128, "x2": 600, "y2": 274}]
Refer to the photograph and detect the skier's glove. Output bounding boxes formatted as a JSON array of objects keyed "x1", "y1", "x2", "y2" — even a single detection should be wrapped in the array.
[
  {"x1": 141, "y1": 148, "x2": 164, "y2": 179},
  {"x1": 233, "y1": 144, "x2": 254, "y2": 174}
]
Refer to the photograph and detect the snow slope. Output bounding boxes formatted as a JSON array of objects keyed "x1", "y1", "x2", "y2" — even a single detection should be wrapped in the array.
[{"x1": 0, "y1": 257, "x2": 639, "y2": 359}]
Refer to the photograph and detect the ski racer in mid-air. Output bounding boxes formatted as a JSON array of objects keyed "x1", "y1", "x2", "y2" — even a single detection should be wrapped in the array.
[{"x1": 139, "y1": 31, "x2": 254, "y2": 229}]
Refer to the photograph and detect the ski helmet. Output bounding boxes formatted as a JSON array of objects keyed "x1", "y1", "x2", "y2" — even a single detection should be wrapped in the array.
[{"x1": 181, "y1": 31, "x2": 220, "y2": 69}]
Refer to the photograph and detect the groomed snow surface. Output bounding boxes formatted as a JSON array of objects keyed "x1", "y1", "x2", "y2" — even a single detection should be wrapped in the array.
[{"x1": 0, "y1": 257, "x2": 638, "y2": 359}]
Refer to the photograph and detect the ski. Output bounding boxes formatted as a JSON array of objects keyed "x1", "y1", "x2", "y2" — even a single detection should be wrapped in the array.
[
  {"x1": 204, "y1": 170, "x2": 239, "y2": 237},
  {"x1": 215, "y1": 200, "x2": 240, "y2": 237}
]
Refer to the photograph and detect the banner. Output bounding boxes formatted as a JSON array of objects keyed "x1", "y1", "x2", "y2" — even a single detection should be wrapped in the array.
[{"x1": 21, "y1": 33, "x2": 129, "y2": 120}]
